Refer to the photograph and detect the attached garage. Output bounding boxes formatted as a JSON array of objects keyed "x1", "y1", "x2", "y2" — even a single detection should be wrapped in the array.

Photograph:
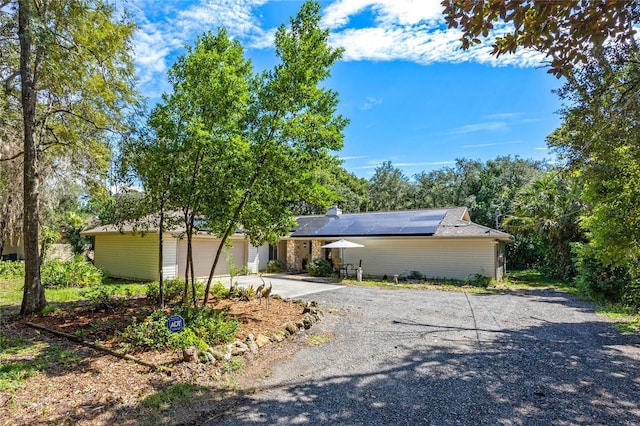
[
  {"x1": 83, "y1": 225, "x2": 264, "y2": 281},
  {"x1": 176, "y1": 236, "x2": 247, "y2": 280}
]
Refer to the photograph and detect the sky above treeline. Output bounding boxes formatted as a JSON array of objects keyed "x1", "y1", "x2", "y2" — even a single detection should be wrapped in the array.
[{"x1": 129, "y1": 0, "x2": 563, "y2": 179}]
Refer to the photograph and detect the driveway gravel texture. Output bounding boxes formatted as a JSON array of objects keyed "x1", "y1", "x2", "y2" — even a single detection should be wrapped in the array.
[{"x1": 203, "y1": 286, "x2": 640, "y2": 425}]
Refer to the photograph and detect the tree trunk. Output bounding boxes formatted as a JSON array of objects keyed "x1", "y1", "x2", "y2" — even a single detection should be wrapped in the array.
[
  {"x1": 188, "y1": 213, "x2": 197, "y2": 306},
  {"x1": 19, "y1": 0, "x2": 46, "y2": 315},
  {"x1": 158, "y1": 208, "x2": 164, "y2": 309}
]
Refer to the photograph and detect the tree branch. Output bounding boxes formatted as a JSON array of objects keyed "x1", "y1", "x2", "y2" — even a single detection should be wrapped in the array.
[
  {"x1": 0, "y1": 150, "x2": 23, "y2": 161},
  {"x1": 45, "y1": 107, "x2": 113, "y2": 132}
]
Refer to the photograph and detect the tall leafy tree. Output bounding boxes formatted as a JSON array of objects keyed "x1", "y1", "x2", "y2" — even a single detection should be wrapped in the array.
[
  {"x1": 548, "y1": 45, "x2": 640, "y2": 268},
  {"x1": 289, "y1": 164, "x2": 369, "y2": 215},
  {"x1": 471, "y1": 156, "x2": 546, "y2": 228},
  {"x1": 200, "y1": 0, "x2": 347, "y2": 304},
  {"x1": 140, "y1": 28, "x2": 253, "y2": 306},
  {"x1": 1, "y1": 0, "x2": 139, "y2": 314},
  {"x1": 504, "y1": 171, "x2": 585, "y2": 278},
  {"x1": 137, "y1": 1, "x2": 347, "y2": 307},
  {"x1": 368, "y1": 161, "x2": 412, "y2": 211}
]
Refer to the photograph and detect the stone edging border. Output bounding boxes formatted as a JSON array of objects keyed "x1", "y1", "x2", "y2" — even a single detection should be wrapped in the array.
[{"x1": 194, "y1": 300, "x2": 323, "y2": 364}]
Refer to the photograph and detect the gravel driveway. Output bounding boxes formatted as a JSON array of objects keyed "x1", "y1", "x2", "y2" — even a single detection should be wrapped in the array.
[{"x1": 206, "y1": 286, "x2": 640, "y2": 425}]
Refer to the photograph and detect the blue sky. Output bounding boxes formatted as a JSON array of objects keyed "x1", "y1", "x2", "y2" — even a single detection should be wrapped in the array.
[{"x1": 130, "y1": 0, "x2": 563, "y2": 179}]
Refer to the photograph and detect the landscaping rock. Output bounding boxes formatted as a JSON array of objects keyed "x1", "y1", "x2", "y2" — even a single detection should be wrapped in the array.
[
  {"x1": 284, "y1": 322, "x2": 298, "y2": 335},
  {"x1": 203, "y1": 351, "x2": 216, "y2": 364},
  {"x1": 270, "y1": 331, "x2": 287, "y2": 342},
  {"x1": 255, "y1": 334, "x2": 271, "y2": 347},
  {"x1": 183, "y1": 346, "x2": 198, "y2": 363},
  {"x1": 246, "y1": 334, "x2": 259, "y2": 354},
  {"x1": 302, "y1": 315, "x2": 314, "y2": 329},
  {"x1": 231, "y1": 341, "x2": 249, "y2": 356}
]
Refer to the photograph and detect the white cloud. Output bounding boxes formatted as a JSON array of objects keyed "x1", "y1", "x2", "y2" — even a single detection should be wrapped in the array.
[
  {"x1": 132, "y1": 0, "x2": 271, "y2": 99},
  {"x1": 322, "y1": 0, "x2": 443, "y2": 28},
  {"x1": 323, "y1": 1, "x2": 545, "y2": 67},
  {"x1": 461, "y1": 141, "x2": 521, "y2": 149},
  {"x1": 395, "y1": 161, "x2": 456, "y2": 167},
  {"x1": 485, "y1": 112, "x2": 520, "y2": 120},
  {"x1": 174, "y1": 0, "x2": 271, "y2": 45},
  {"x1": 352, "y1": 160, "x2": 455, "y2": 169},
  {"x1": 131, "y1": 0, "x2": 547, "y2": 100},
  {"x1": 449, "y1": 122, "x2": 507, "y2": 135},
  {"x1": 361, "y1": 97, "x2": 382, "y2": 110},
  {"x1": 341, "y1": 155, "x2": 369, "y2": 161}
]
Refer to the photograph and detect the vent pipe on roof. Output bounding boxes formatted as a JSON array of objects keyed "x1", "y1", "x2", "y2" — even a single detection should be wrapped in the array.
[{"x1": 326, "y1": 205, "x2": 342, "y2": 217}]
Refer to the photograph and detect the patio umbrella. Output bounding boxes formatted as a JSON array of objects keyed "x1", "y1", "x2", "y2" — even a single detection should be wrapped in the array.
[{"x1": 320, "y1": 239, "x2": 364, "y2": 264}]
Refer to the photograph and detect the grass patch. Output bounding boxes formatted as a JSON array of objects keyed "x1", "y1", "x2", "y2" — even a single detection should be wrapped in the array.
[
  {"x1": 614, "y1": 320, "x2": 640, "y2": 333},
  {"x1": 344, "y1": 278, "x2": 498, "y2": 294},
  {"x1": 0, "y1": 279, "x2": 149, "y2": 307},
  {"x1": 141, "y1": 383, "x2": 204, "y2": 410},
  {"x1": 305, "y1": 333, "x2": 333, "y2": 346},
  {"x1": 0, "y1": 337, "x2": 79, "y2": 392},
  {"x1": 503, "y1": 270, "x2": 578, "y2": 294}
]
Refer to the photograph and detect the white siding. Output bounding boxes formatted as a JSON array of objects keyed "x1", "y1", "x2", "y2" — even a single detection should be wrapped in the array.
[
  {"x1": 339, "y1": 237, "x2": 498, "y2": 280},
  {"x1": 177, "y1": 237, "x2": 246, "y2": 280},
  {"x1": 257, "y1": 244, "x2": 269, "y2": 271},
  {"x1": 162, "y1": 237, "x2": 178, "y2": 280},
  {"x1": 94, "y1": 233, "x2": 159, "y2": 281},
  {"x1": 247, "y1": 244, "x2": 269, "y2": 273}
]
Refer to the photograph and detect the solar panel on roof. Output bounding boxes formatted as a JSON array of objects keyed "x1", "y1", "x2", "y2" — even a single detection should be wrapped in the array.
[{"x1": 291, "y1": 209, "x2": 448, "y2": 237}]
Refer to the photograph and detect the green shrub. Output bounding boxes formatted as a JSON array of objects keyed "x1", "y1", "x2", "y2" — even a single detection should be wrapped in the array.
[
  {"x1": 574, "y1": 244, "x2": 629, "y2": 303},
  {"x1": 41, "y1": 256, "x2": 105, "y2": 288},
  {"x1": 179, "y1": 306, "x2": 238, "y2": 346},
  {"x1": 211, "y1": 281, "x2": 229, "y2": 299},
  {"x1": 146, "y1": 278, "x2": 203, "y2": 305},
  {"x1": 266, "y1": 259, "x2": 286, "y2": 273},
  {"x1": 307, "y1": 258, "x2": 333, "y2": 277},
  {"x1": 81, "y1": 286, "x2": 129, "y2": 311},
  {"x1": 229, "y1": 285, "x2": 254, "y2": 301},
  {"x1": 464, "y1": 273, "x2": 491, "y2": 288},
  {"x1": 168, "y1": 327, "x2": 208, "y2": 352},
  {"x1": 621, "y1": 280, "x2": 640, "y2": 314},
  {"x1": 118, "y1": 310, "x2": 173, "y2": 351},
  {"x1": 0, "y1": 261, "x2": 25, "y2": 280},
  {"x1": 117, "y1": 306, "x2": 239, "y2": 352},
  {"x1": 408, "y1": 270, "x2": 424, "y2": 281}
]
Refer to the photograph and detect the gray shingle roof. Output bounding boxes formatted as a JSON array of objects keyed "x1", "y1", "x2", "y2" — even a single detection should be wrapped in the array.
[
  {"x1": 290, "y1": 207, "x2": 511, "y2": 240},
  {"x1": 434, "y1": 207, "x2": 511, "y2": 240}
]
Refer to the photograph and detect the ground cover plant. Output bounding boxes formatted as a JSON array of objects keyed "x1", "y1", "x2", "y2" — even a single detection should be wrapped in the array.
[{"x1": 0, "y1": 274, "x2": 306, "y2": 425}]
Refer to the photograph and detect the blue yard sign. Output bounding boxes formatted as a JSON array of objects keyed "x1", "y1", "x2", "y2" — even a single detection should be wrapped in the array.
[{"x1": 167, "y1": 315, "x2": 185, "y2": 333}]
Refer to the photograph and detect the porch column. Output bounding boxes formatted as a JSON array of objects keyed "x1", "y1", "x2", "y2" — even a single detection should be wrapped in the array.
[
  {"x1": 286, "y1": 239, "x2": 298, "y2": 272},
  {"x1": 311, "y1": 240, "x2": 323, "y2": 260}
]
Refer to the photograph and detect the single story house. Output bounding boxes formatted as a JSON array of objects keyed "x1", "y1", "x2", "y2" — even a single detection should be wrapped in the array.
[
  {"x1": 82, "y1": 206, "x2": 511, "y2": 282},
  {"x1": 275, "y1": 206, "x2": 511, "y2": 281}
]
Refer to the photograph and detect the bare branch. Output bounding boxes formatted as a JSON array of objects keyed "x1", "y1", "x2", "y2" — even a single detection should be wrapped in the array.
[
  {"x1": 45, "y1": 107, "x2": 112, "y2": 132},
  {"x1": 0, "y1": 150, "x2": 23, "y2": 161}
]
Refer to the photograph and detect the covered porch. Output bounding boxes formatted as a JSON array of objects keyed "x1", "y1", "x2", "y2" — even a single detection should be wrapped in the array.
[{"x1": 277, "y1": 239, "x2": 350, "y2": 274}]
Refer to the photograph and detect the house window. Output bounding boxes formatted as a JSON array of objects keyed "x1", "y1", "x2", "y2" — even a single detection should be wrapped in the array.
[{"x1": 269, "y1": 244, "x2": 278, "y2": 261}]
